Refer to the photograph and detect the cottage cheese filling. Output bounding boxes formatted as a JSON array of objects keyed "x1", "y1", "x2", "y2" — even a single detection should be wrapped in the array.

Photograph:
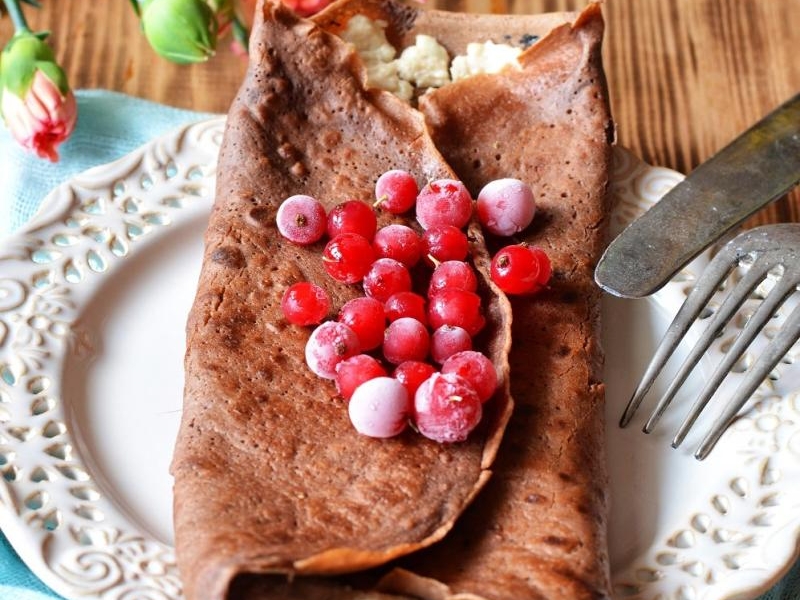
[{"x1": 341, "y1": 15, "x2": 525, "y2": 100}]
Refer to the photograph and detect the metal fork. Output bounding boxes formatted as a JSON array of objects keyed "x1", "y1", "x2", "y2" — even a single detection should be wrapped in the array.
[{"x1": 619, "y1": 223, "x2": 800, "y2": 460}]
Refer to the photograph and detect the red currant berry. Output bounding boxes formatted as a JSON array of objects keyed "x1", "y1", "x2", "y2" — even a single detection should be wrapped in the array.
[
  {"x1": 338, "y1": 296, "x2": 386, "y2": 350},
  {"x1": 384, "y1": 291, "x2": 427, "y2": 325},
  {"x1": 428, "y1": 260, "x2": 478, "y2": 296},
  {"x1": 416, "y1": 179, "x2": 473, "y2": 230},
  {"x1": 441, "y1": 350, "x2": 498, "y2": 403},
  {"x1": 530, "y1": 247, "x2": 552, "y2": 287},
  {"x1": 322, "y1": 233, "x2": 375, "y2": 283},
  {"x1": 413, "y1": 372, "x2": 482, "y2": 443},
  {"x1": 427, "y1": 289, "x2": 485, "y2": 336},
  {"x1": 348, "y1": 377, "x2": 410, "y2": 438},
  {"x1": 362, "y1": 258, "x2": 412, "y2": 303},
  {"x1": 430, "y1": 325, "x2": 472, "y2": 364},
  {"x1": 335, "y1": 354, "x2": 387, "y2": 400},
  {"x1": 375, "y1": 170, "x2": 419, "y2": 214},
  {"x1": 327, "y1": 199, "x2": 377, "y2": 240},
  {"x1": 490, "y1": 244, "x2": 551, "y2": 295},
  {"x1": 476, "y1": 178, "x2": 536, "y2": 236},
  {"x1": 393, "y1": 361, "x2": 437, "y2": 398},
  {"x1": 421, "y1": 225, "x2": 469, "y2": 266},
  {"x1": 305, "y1": 321, "x2": 361, "y2": 379},
  {"x1": 281, "y1": 281, "x2": 330, "y2": 326},
  {"x1": 373, "y1": 224, "x2": 422, "y2": 268},
  {"x1": 276, "y1": 194, "x2": 327, "y2": 245},
  {"x1": 383, "y1": 317, "x2": 430, "y2": 365}
]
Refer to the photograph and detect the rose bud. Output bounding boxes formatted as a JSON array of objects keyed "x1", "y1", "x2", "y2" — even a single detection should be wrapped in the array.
[
  {"x1": 0, "y1": 31, "x2": 77, "y2": 162},
  {"x1": 140, "y1": 0, "x2": 218, "y2": 64}
]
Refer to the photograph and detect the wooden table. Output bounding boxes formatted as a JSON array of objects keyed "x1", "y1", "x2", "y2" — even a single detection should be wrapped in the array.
[
  {"x1": 1, "y1": 2, "x2": 798, "y2": 599},
  {"x1": 2, "y1": 0, "x2": 799, "y2": 224}
]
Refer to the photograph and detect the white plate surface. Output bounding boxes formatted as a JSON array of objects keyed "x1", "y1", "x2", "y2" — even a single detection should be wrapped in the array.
[{"x1": 0, "y1": 118, "x2": 798, "y2": 600}]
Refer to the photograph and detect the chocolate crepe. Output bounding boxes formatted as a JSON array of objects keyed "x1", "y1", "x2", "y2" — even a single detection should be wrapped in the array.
[
  {"x1": 173, "y1": 1, "x2": 614, "y2": 599},
  {"x1": 171, "y1": 2, "x2": 514, "y2": 599},
  {"x1": 316, "y1": 4, "x2": 614, "y2": 598}
]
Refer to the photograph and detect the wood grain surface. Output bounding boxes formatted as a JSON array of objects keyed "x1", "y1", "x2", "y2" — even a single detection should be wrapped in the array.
[{"x1": 2, "y1": 0, "x2": 799, "y2": 224}]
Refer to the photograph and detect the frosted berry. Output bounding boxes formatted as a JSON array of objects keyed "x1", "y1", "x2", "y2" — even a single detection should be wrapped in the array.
[
  {"x1": 384, "y1": 291, "x2": 427, "y2": 325},
  {"x1": 416, "y1": 179, "x2": 473, "y2": 230},
  {"x1": 305, "y1": 321, "x2": 361, "y2": 379},
  {"x1": 476, "y1": 178, "x2": 536, "y2": 236},
  {"x1": 428, "y1": 261, "x2": 478, "y2": 296},
  {"x1": 338, "y1": 296, "x2": 386, "y2": 351},
  {"x1": 348, "y1": 377, "x2": 411, "y2": 438},
  {"x1": 335, "y1": 354, "x2": 387, "y2": 400},
  {"x1": 430, "y1": 325, "x2": 472, "y2": 364},
  {"x1": 281, "y1": 281, "x2": 330, "y2": 326},
  {"x1": 375, "y1": 170, "x2": 419, "y2": 214},
  {"x1": 383, "y1": 317, "x2": 430, "y2": 365},
  {"x1": 322, "y1": 233, "x2": 375, "y2": 283},
  {"x1": 490, "y1": 244, "x2": 551, "y2": 295},
  {"x1": 413, "y1": 372, "x2": 482, "y2": 443},
  {"x1": 421, "y1": 225, "x2": 469, "y2": 266},
  {"x1": 362, "y1": 258, "x2": 412, "y2": 303},
  {"x1": 276, "y1": 194, "x2": 327, "y2": 245},
  {"x1": 393, "y1": 361, "x2": 437, "y2": 398},
  {"x1": 441, "y1": 350, "x2": 498, "y2": 403},
  {"x1": 327, "y1": 199, "x2": 377, "y2": 240},
  {"x1": 427, "y1": 289, "x2": 485, "y2": 336},
  {"x1": 373, "y1": 224, "x2": 422, "y2": 268}
]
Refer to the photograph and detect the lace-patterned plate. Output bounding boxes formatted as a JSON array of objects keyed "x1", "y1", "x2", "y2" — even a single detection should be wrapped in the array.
[{"x1": 0, "y1": 121, "x2": 797, "y2": 600}]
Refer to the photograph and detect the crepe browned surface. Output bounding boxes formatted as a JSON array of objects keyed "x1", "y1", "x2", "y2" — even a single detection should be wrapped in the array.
[
  {"x1": 171, "y1": 2, "x2": 514, "y2": 600},
  {"x1": 319, "y1": 3, "x2": 614, "y2": 599},
  {"x1": 382, "y1": 6, "x2": 614, "y2": 600}
]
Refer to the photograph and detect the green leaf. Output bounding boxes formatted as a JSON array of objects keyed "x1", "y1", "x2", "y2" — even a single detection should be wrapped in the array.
[{"x1": 0, "y1": 29, "x2": 68, "y2": 96}]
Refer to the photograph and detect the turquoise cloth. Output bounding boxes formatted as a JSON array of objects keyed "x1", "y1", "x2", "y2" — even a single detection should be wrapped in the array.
[
  {"x1": 0, "y1": 90, "x2": 798, "y2": 600},
  {"x1": 0, "y1": 89, "x2": 215, "y2": 235}
]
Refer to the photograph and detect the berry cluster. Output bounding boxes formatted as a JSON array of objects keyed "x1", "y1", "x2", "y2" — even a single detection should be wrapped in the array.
[{"x1": 278, "y1": 170, "x2": 551, "y2": 443}]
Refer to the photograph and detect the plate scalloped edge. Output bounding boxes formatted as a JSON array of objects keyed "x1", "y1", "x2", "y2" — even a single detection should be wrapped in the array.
[
  {"x1": 0, "y1": 121, "x2": 797, "y2": 600},
  {"x1": 0, "y1": 117, "x2": 224, "y2": 600}
]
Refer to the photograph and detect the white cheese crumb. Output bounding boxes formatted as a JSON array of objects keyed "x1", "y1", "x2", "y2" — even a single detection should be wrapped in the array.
[
  {"x1": 396, "y1": 34, "x2": 452, "y2": 89},
  {"x1": 341, "y1": 15, "x2": 413, "y2": 101},
  {"x1": 450, "y1": 41, "x2": 523, "y2": 81}
]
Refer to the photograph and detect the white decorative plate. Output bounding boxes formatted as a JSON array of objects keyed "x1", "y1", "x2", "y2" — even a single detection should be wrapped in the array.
[{"x1": 0, "y1": 119, "x2": 798, "y2": 600}]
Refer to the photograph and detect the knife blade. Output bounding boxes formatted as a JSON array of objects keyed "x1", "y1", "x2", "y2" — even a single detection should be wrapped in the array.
[{"x1": 595, "y1": 92, "x2": 800, "y2": 298}]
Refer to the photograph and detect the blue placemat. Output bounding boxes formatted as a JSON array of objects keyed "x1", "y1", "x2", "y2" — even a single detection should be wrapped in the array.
[{"x1": 0, "y1": 90, "x2": 798, "y2": 600}]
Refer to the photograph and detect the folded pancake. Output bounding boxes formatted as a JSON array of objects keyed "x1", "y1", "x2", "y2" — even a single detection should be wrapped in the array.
[
  {"x1": 171, "y1": 2, "x2": 515, "y2": 599},
  {"x1": 173, "y1": 0, "x2": 614, "y2": 599}
]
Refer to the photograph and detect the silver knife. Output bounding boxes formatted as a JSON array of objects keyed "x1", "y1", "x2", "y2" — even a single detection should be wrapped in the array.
[{"x1": 595, "y1": 92, "x2": 800, "y2": 298}]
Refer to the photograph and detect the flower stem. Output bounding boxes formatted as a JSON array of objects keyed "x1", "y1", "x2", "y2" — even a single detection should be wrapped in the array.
[{"x1": 2, "y1": 0, "x2": 31, "y2": 33}]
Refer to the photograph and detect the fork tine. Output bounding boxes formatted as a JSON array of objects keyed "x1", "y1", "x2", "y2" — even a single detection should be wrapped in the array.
[
  {"x1": 619, "y1": 250, "x2": 737, "y2": 427},
  {"x1": 670, "y1": 271, "x2": 799, "y2": 447},
  {"x1": 642, "y1": 260, "x2": 772, "y2": 433},
  {"x1": 694, "y1": 299, "x2": 800, "y2": 460}
]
